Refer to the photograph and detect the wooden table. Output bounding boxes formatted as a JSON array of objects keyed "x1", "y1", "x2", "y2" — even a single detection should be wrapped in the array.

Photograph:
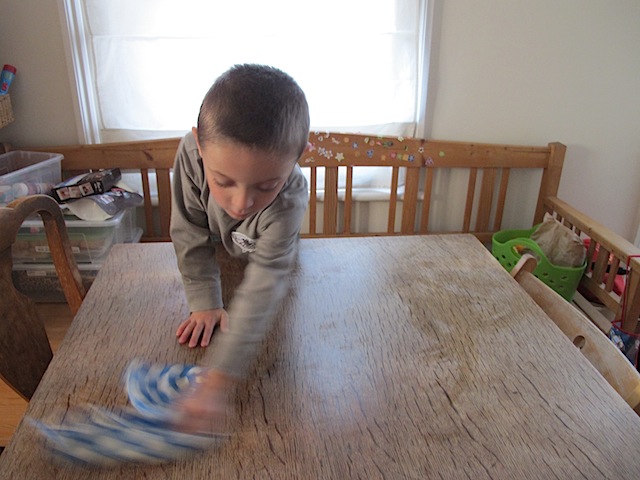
[{"x1": 2, "y1": 235, "x2": 640, "y2": 479}]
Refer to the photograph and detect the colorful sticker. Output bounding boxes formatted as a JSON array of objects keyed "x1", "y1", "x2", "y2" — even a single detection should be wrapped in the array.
[{"x1": 304, "y1": 132, "x2": 425, "y2": 164}]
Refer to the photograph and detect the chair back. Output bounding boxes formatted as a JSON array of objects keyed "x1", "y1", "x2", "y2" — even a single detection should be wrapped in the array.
[
  {"x1": 511, "y1": 254, "x2": 640, "y2": 413},
  {"x1": 0, "y1": 194, "x2": 86, "y2": 400}
]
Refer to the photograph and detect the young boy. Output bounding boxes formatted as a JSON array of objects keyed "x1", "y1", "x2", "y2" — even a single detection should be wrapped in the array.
[{"x1": 170, "y1": 64, "x2": 310, "y2": 431}]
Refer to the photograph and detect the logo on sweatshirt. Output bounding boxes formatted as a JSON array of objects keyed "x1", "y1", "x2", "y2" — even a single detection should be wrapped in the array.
[{"x1": 231, "y1": 231, "x2": 257, "y2": 253}]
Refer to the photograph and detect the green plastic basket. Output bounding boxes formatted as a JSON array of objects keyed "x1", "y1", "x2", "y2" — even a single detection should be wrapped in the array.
[{"x1": 492, "y1": 226, "x2": 586, "y2": 301}]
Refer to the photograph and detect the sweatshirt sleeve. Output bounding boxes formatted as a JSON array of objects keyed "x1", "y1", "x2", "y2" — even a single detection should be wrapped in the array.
[
  {"x1": 170, "y1": 136, "x2": 223, "y2": 312},
  {"x1": 206, "y1": 173, "x2": 308, "y2": 379}
]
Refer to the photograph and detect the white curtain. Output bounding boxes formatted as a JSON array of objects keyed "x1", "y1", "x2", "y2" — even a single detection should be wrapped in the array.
[{"x1": 61, "y1": 0, "x2": 430, "y2": 143}]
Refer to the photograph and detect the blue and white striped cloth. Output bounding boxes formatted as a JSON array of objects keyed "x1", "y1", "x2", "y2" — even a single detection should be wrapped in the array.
[
  {"x1": 125, "y1": 360, "x2": 205, "y2": 421},
  {"x1": 29, "y1": 360, "x2": 225, "y2": 467}
]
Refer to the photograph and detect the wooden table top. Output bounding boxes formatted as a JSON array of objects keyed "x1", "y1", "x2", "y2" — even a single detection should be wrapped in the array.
[{"x1": 2, "y1": 235, "x2": 640, "y2": 479}]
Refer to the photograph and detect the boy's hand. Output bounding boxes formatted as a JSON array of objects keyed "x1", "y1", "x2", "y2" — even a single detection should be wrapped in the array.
[
  {"x1": 176, "y1": 308, "x2": 228, "y2": 347},
  {"x1": 174, "y1": 369, "x2": 236, "y2": 434}
]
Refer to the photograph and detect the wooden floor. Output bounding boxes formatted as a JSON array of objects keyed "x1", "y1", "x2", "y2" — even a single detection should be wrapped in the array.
[{"x1": 0, "y1": 303, "x2": 74, "y2": 447}]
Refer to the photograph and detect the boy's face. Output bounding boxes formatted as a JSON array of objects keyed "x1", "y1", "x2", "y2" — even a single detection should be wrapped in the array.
[{"x1": 194, "y1": 129, "x2": 298, "y2": 221}]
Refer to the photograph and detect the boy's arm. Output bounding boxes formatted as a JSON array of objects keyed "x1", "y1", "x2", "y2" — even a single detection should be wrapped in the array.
[
  {"x1": 205, "y1": 198, "x2": 307, "y2": 380},
  {"x1": 170, "y1": 138, "x2": 223, "y2": 312}
]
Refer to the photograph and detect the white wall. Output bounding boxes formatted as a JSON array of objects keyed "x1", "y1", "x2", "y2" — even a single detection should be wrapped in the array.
[
  {"x1": 0, "y1": 0, "x2": 77, "y2": 146},
  {"x1": 427, "y1": 0, "x2": 640, "y2": 241},
  {"x1": 1, "y1": 0, "x2": 639, "y2": 241}
]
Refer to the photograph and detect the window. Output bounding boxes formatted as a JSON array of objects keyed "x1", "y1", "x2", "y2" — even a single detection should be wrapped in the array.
[{"x1": 59, "y1": 0, "x2": 433, "y2": 144}]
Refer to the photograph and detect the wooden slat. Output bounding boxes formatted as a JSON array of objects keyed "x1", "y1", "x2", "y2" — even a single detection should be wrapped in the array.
[
  {"x1": 140, "y1": 169, "x2": 154, "y2": 240},
  {"x1": 534, "y1": 142, "x2": 566, "y2": 224},
  {"x1": 604, "y1": 257, "x2": 621, "y2": 294},
  {"x1": 493, "y1": 168, "x2": 510, "y2": 231},
  {"x1": 323, "y1": 167, "x2": 339, "y2": 235},
  {"x1": 419, "y1": 169, "x2": 434, "y2": 234},
  {"x1": 29, "y1": 138, "x2": 180, "y2": 171},
  {"x1": 344, "y1": 166, "x2": 353, "y2": 234},
  {"x1": 580, "y1": 275, "x2": 621, "y2": 313},
  {"x1": 585, "y1": 240, "x2": 597, "y2": 275},
  {"x1": 476, "y1": 168, "x2": 496, "y2": 232},
  {"x1": 592, "y1": 246, "x2": 611, "y2": 285},
  {"x1": 421, "y1": 142, "x2": 551, "y2": 167},
  {"x1": 463, "y1": 168, "x2": 478, "y2": 233},
  {"x1": 621, "y1": 261, "x2": 640, "y2": 331},
  {"x1": 156, "y1": 168, "x2": 172, "y2": 240},
  {"x1": 387, "y1": 167, "x2": 400, "y2": 233},
  {"x1": 308, "y1": 167, "x2": 317, "y2": 235},
  {"x1": 401, "y1": 167, "x2": 421, "y2": 233}
]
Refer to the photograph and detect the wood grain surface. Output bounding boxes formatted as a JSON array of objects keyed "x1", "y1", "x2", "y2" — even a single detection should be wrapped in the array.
[{"x1": 2, "y1": 236, "x2": 640, "y2": 479}]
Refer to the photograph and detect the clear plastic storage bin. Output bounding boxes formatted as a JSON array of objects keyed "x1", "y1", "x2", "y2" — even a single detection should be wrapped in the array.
[
  {"x1": 12, "y1": 208, "x2": 142, "y2": 264},
  {"x1": 0, "y1": 150, "x2": 63, "y2": 206},
  {"x1": 12, "y1": 263, "x2": 100, "y2": 303},
  {"x1": 12, "y1": 225, "x2": 143, "y2": 302}
]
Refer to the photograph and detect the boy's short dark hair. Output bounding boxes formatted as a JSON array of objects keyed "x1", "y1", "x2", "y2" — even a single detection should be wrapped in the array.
[{"x1": 197, "y1": 64, "x2": 310, "y2": 159}]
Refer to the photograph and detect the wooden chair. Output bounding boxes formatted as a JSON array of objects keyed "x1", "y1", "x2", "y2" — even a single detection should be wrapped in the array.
[
  {"x1": 0, "y1": 194, "x2": 86, "y2": 400},
  {"x1": 511, "y1": 254, "x2": 640, "y2": 413}
]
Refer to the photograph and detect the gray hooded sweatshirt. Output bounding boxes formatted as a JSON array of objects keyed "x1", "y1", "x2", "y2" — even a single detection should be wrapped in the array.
[{"x1": 170, "y1": 132, "x2": 308, "y2": 378}]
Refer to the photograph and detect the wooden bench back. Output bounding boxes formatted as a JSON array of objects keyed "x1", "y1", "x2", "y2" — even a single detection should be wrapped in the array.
[
  {"x1": 300, "y1": 133, "x2": 565, "y2": 243},
  {"x1": 33, "y1": 139, "x2": 180, "y2": 242},
  {"x1": 30, "y1": 133, "x2": 565, "y2": 244}
]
